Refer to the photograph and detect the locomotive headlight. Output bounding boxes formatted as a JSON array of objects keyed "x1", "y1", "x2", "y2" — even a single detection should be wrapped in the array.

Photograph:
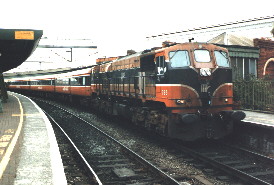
[
  {"x1": 200, "y1": 68, "x2": 211, "y2": 76},
  {"x1": 224, "y1": 98, "x2": 228, "y2": 103},
  {"x1": 176, "y1": 99, "x2": 185, "y2": 104}
]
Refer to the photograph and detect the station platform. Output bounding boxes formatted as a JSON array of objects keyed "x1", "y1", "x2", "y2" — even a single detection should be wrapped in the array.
[
  {"x1": 241, "y1": 110, "x2": 274, "y2": 128},
  {"x1": 0, "y1": 92, "x2": 67, "y2": 185}
]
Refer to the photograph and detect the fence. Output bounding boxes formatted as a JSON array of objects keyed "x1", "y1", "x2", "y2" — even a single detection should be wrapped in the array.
[{"x1": 233, "y1": 80, "x2": 274, "y2": 112}]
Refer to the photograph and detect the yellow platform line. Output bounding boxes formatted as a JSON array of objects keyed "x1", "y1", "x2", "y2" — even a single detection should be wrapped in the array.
[
  {"x1": 0, "y1": 94, "x2": 24, "y2": 179},
  {"x1": 12, "y1": 113, "x2": 40, "y2": 117}
]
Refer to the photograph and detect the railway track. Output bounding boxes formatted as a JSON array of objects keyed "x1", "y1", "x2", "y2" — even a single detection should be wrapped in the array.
[
  {"x1": 37, "y1": 99, "x2": 183, "y2": 185},
  {"x1": 47, "y1": 112, "x2": 101, "y2": 185},
  {"x1": 171, "y1": 140, "x2": 274, "y2": 185},
  {"x1": 33, "y1": 97, "x2": 274, "y2": 184}
]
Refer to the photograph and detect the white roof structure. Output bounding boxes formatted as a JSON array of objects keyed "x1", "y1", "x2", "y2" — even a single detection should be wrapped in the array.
[
  {"x1": 207, "y1": 32, "x2": 254, "y2": 46},
  {"x1": 146, "y1": 16, "x2": 274, "y2": 47}
]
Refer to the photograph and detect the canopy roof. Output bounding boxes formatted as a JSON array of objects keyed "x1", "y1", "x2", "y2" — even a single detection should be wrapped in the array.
[
  {"x1": 0, "y1": 29, "x2": 43, "y2": 72},
  {"x1": 208, "y1": 32, "x2": 254, "y2": 46},
  {"x1": 208, "y1": 32, "x2": 259, "y2": 58}
]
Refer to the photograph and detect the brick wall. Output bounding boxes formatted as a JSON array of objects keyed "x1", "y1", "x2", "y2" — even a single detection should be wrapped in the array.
[
  {"x1": 265, "y1": 59, "x2": 274, "y2": 79},
  {"x1": 254, "y1": 38, "x2": 274, "y2": 79}
]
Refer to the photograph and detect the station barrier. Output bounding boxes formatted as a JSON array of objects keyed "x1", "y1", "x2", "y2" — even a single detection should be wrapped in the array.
[{"x1": 234, "y1": 80, "x2": 274, "y2": 112}]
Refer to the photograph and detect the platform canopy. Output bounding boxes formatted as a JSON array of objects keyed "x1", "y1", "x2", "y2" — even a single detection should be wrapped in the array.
[
  {"x1": 0, "y1": 29, "x2": 43, "y2": 72},
  {"x1": 208, "y1": 32, "x2": 260, "y2": 58}
]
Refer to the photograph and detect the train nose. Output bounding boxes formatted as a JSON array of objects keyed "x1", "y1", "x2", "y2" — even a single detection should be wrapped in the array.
[{"x1": 231, "y1": 111, "x2": 246, "y2": 121}]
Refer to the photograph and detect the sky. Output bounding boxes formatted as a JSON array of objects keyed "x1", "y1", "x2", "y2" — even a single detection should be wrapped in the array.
[{"x1": 1, "y1": 0, "x2": 274, "y2": 70}]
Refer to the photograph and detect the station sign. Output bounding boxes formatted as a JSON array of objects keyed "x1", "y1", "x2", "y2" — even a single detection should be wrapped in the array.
[{"x1": 15, "y1": 31, "x2": 34, "y2": 40}]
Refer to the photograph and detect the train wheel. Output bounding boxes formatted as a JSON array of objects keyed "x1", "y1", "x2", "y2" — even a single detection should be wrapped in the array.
[
  {"x1": 131, "y1": 107, "x2": 144, "y2": 126},
  {"x1": 131, "y1": 113, "x2": 139, "y2": 126},
  {"x1": 144, "y1": 118, "x2": 152, "y2": 130},
  {"x1": 131, "y1": 107, "x2": 137, "y2": 125}
]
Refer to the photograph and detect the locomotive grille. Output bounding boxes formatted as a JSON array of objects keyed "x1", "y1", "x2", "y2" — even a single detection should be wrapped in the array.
[{"x1": 201, "y1": 84, "x2": 210, "y2": 93}]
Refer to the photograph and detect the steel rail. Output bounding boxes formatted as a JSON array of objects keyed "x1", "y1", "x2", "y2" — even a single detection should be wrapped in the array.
[
  {"x1": 39, "y1": 99, "x2": 181, "y2": 185},
  {"x1": 44, "y1": 111, "x2": 103, "y2": 185},
  {"x1": 222, "y1": 142, "x2": 274, "y2": 164},
  {"x1": 172, "y1": 143, "x2": 272, "y2": 185},
  {"x1": 58, "y1": 106, "x2": 181, "y2": 185}
]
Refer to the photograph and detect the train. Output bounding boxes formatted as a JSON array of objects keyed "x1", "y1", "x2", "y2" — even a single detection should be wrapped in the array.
[{"x1": 6, "y1": 41, "x2": 246, "y2": 141}]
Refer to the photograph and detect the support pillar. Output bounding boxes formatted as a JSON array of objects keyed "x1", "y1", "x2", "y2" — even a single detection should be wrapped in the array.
[{"x1": 0, "y1": 73, "x2": 8, "y2": 103}]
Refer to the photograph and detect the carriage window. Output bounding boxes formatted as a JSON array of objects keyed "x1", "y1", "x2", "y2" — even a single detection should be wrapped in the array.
[
  {"x1": 56, "y1": 78, "x2": 70, "y2": 85},
  {"x1": 194, "y1": 50, "x2": 211, "y2": 62},
  {"x1": 78, "y1": 77, "x2": 83, "y2": 85},
  {"x1": 214, "y1": 51, "x2": 229, "y2": 67},
  {"x1": 39, "y1": 80, "x2": 52, "y2": 85},
  {"x1": 71, "y1": 77, "x2": 86, "y2": 86},
  {"x1": 13, "y1": 81, "x2": 29, "y2": 85},
  {"x1": 70, "y1": 78, "x2": 79, "y2": 86},
  {"x1": 169, "y1": 50, "x2": 190, "y2": 68},
  {"x1": 30, "y1": 81, "x2": 38, "y2": 85}
]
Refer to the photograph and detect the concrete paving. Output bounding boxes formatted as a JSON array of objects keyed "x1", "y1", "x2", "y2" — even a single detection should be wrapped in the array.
[
  {"x1": 242, "y1": 110, "x2": 274, "y2": 127},
  {"x1": 0, "y1": 92, "x2": 67, "y2": 185}
]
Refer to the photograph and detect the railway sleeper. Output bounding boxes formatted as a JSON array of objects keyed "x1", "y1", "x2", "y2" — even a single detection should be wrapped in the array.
[{"x1": 95, "y1": 159, "x2": 130, "y2": 165}]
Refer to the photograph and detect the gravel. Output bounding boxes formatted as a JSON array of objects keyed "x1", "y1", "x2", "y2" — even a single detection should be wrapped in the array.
[{"x1": 37, "y1": 99, "x2": 230, "y2": 185}]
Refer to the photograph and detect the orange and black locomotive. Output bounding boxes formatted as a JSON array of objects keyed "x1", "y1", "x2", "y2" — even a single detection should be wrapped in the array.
[{"x1": 7, "y1": 42, "x2": 245, "y2": 141}]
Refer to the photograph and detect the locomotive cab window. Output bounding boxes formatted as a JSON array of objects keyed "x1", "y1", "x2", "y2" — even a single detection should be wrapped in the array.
[
  {"x1": 214, "y1": 50, "x2": 230, "y2": 67},
  {"x1": 169, "y1": 50, "x2": 190, "y2": 68},
  {"x1": 194, "y1": 50, "x2": 211, "y2": 63},
  {"x1": 156, "y1": 56, "x2": 166, "y2": 74}
]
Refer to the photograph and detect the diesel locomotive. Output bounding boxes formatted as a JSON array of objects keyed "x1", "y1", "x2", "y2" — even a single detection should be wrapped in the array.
[{"x1": 6, "y1": 42, "x2": 246, "y2": 141}]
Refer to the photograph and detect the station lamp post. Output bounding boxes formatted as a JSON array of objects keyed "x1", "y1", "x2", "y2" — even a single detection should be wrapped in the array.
[
  {"x1": 66, "y1": 48, "x2": 73, "y2": 62},
  {"x1": 38, "y1": 45, "x2": 97, "y2": 63}
]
